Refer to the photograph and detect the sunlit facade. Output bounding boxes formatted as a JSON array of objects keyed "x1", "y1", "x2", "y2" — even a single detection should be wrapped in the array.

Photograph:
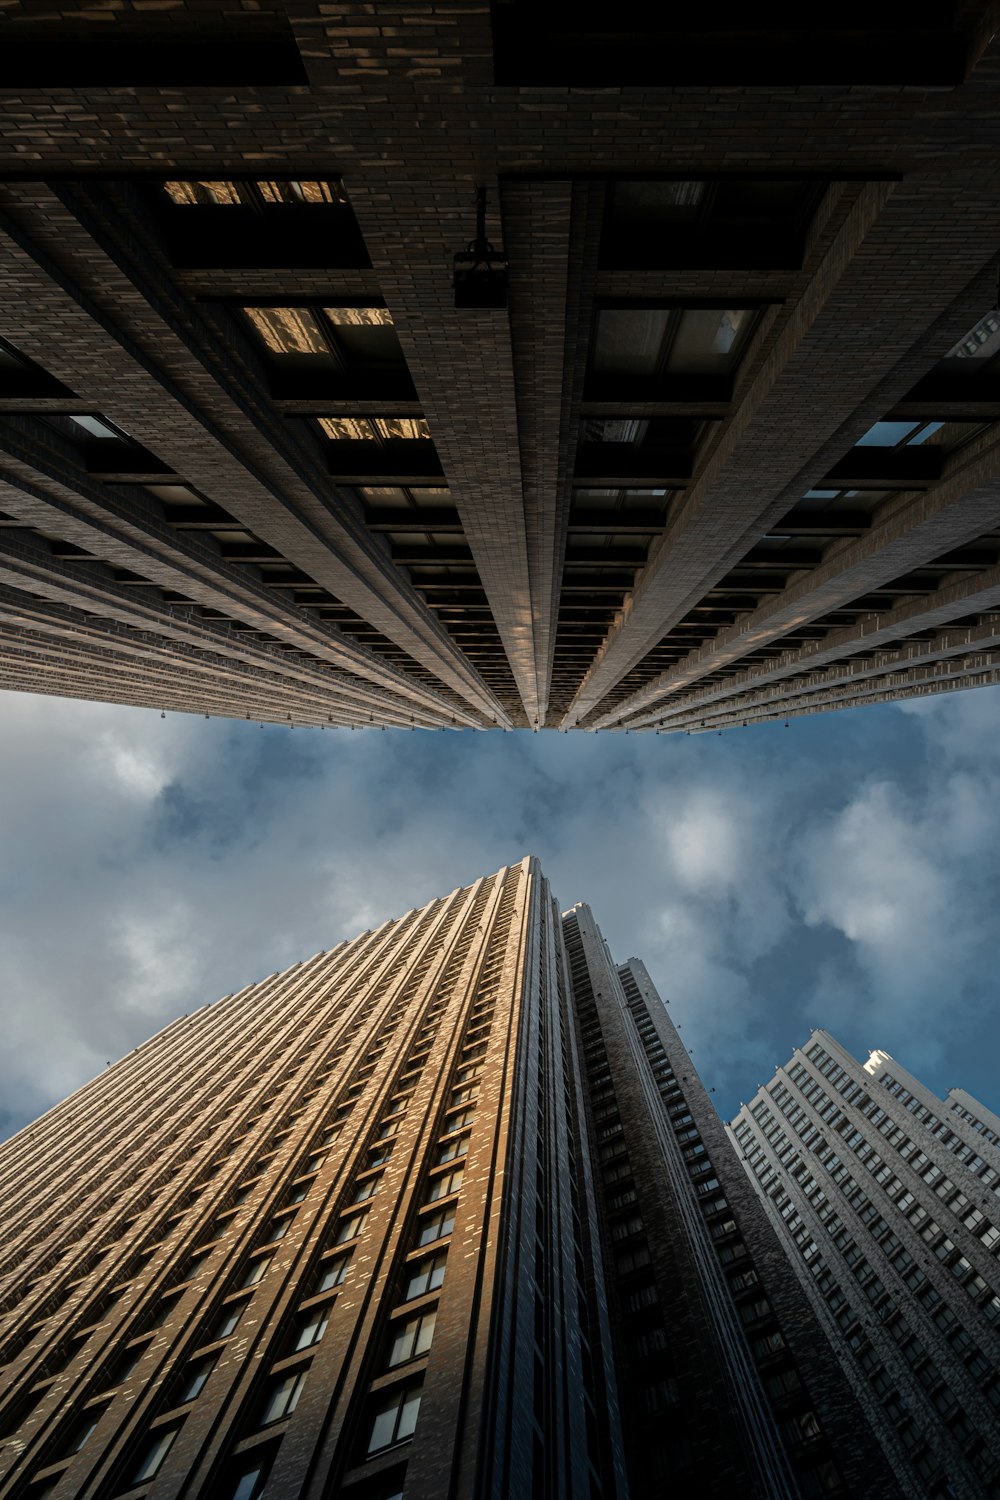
[{"x1": 0, "y1": 862, "x2": 901, "y2": 1499}]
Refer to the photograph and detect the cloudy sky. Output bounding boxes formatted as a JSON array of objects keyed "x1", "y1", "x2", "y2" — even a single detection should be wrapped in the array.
[{"x1": 1, "y1": 685, "x2": 998, "y2": 1141}]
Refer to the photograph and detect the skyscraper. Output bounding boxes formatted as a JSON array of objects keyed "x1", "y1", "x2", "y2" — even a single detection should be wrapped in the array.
[
  {"x1": 1, "y1": 4, "x2": 1000, "y2": 731},
  {"x1": 730, "y1": 1030, "x2": 1000, "y2": 1500},
  {"x1": 0, "y1": 861, "x2": 900, "y2": 1500}
]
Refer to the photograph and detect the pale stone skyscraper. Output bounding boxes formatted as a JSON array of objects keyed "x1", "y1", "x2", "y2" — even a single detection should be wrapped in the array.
[{"x1": 730, "y1": 1031, "x2": 1000, "y2": 1500}]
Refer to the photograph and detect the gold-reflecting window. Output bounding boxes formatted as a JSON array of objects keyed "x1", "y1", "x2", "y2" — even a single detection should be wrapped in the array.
[
  {"x1": 163, "y1": 180, "x2": 244, "y2": 206},
  {"x1": 317, "y1": 417, "x2": 431, "y2": 442},
  {"x1": 244, "y1": 307, "x2": 329, "y2": 357},
  {"x1": 374, "y1": 417, "x2": 431, "y2": 441},
  {"x1": 323, "y1": 306, "x2": 394, "y2": 327},
  {"x1": 257, "y1": 180, "x2": 345, "y2": 204},
  {"x1": 318, "y1": 417, "x2": 376, "y2": 442},
  {"x1": 244, "y1": 306, "x2": 404, "y2": 372},
  {"x1": 164, "y1": 180, "x2": 345, "y2": 207}
]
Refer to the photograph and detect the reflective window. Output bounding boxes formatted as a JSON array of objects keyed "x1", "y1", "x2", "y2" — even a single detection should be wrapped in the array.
[
  {"x1": 388, "y1": 1309, "x2": 436, "y2": 1367},
  {"x1": 64, "y1": 1411, "x2": 102, "y2": 1455},
  {"x1": 611, "y1": 179, "x2": 705, "y2": 223},
  {"x1": 211, "y1": 1301, "x2": 245, "y2": 1340},
  {"x1": 416, "y1": 1207, "x2": 456, "y2": 1247},
  {"x1": 243, "y1": 305, "x2": 403, "y2": 374},
  {"x1": 164, "y1": 179, "x2": 345, "y2": 207},
  {"x1": 293, "y1": 1309, "x2": 329, "y2": 1351},
  {"x1": 946, "y1": 310, "x2": 1000, "y2": 361},
  {"x1": 177, "y1": 1356, "x2": 216, "y2": 1403},
  {"x1": 315, "y1": 1252, "x2": 351, "y2": 1293},
  {"x1": 591, "y1": 307, "x2": 757, "y2": 378},
  {"x1": 130, "y1": 1426, "x2": 179, "y2": 1482},
  {"x1": 258, "y1": 1368, "x2": 306, "y2": 1426},
  {"x1": 244, "y1": 307, "x2": 329, "y2": 356},
  {"x1": 316, "y1": 417, "x2": 431, "y2": 442},
  {"x1": 425, "y1": 1167, "x2": 464, "y2": 1203},
  {"x1": 240, "y1": 1255, "x2": 272, "y2": 1288},
  {"x1": 855, "y1": 420, "x2": 921, "y2": 447},
  {"x1": 230, "y1": 1465, "x2": 268, "y2": 1500},
  {"x1": 404, "y1": 1252, "x2": 448, "y2": 1302},
  {"x1": 855, "y1": 418, "x2": 987, "y2": 454},
  {"x1": 351, "y1": 1174, "x2": 381, "y2": 1203},
  {"x1": 334, "y1": 1211, "x2": 368, "y2": 1245},
  {"x1": 436, "y1": 1133, "x2": 470, "y2": 1165},
  {"x1": 367, "y1": 1382, "x2": 422, "y2": 1453}
]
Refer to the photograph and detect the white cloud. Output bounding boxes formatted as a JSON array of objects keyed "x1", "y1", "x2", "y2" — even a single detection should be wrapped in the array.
[
  {"x1": 798, "y1": 781, "x2": 946, "y2": 958},
  {"x1": 658, "y1": 788, "x2": 746, "y2": 892},
  {"x1": 1, "y1": 687, "x2": 1000, "y2": 1136}
]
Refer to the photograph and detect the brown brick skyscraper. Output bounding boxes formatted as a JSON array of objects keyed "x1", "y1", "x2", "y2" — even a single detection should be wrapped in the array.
[
  {"x1": 0, "y1": 859, "x2": 902, "y2": 1500},
  {"x1": 2, "y1": 5, "x2": 1000, "y2": 732}
]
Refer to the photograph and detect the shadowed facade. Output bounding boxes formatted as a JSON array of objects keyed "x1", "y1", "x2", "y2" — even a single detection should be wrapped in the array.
[
  {"x1": 0, "y1": 6, "x2": 999, "y2": 730},
  {"x1": 731, "y1": 1031, "x2": 1000, "y2": 1499}
]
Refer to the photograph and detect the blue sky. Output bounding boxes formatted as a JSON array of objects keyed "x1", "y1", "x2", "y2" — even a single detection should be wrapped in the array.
[{"x1": 1, "y1": 686, "x2": 998, "y2": 1140}]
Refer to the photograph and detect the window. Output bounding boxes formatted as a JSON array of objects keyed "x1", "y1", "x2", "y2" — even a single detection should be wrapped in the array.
[
  {"x1": 130, "y1": 1426, "x2": 179, "y2": 1482},
  {"x1": 387, "y1": 1309, "x2": 436, "y2": 1367},
  {"x1": 258, "y1": 1368, "x2": 306, "y2": 1426},
  {"x1": 227, "y1": 1462, "x2": 270, "y2": 1500},
  {"x1": 164, "y1": 179, "x2": 344, "y2": 207},
  {"x1": 416, "y1": 1207, "x2": 455, "y2": 1247},
  {"x1": 263, "y1": 1216, "x2": 291, "y2": 1243},
  {"x1": 178, "y1": 1248, "x2": 213, "y2": 1283},
  {"x1": 243, "y1": 304, "x2": 407, "y2": 378},
  {"x1": 403, "y1": 1253, "x2": 447, "y2": 1302},
  {"x1": 317, "y1": 416, "x2": 431, "y2": 442},
  {"x1": 591, "y1": 306, "x2": 757, "y2": 379},
  {"x1": 450, "y1": 1082, "x2": 480, "y2": 1106},
  {"x1": 617, "y1": 1245, "x2": 651, "y2": 1275},
  {"x1": 293, "y1": 1309, "x2": 329, "y2": 1351},
  {"x1": 315, "y1": 1253, "x2": 352, "y2": 1293},
  {"x1": 765, "y1": 1368, "x2": 803, "y2": 1398},
  {"x1": 425, "y1": 1167, "x2": 464, "y2": 1203},
  {"x1": 800, "y1": 1460, "x2": 843, "y2": 1496},
  {"x1": 642, "y1": 1376, "x2": 680, "y2": 1412},
  {"x1": 211, "y1": 1301, "x2": 246, "y2": 1340},
  {"x1": 367, "y1": 1383, "x2": 422, "y2": 1453},
  {"x1": 240, "y1": 1255, "x2": 272, "y2": 1288},
  {"x1": 352, "y1": 1175, "x2": 381, "y2": 1203},
  {"x1": 442, "y1": 1107, "x2": 476, "y2": 1135},
  {"x1": 334, "y1": 1212, "x2": 367, "y2": 1245},
  {"x1": 436, "y1": 1134, "x2": 470, "y2": 1165},
  {"x1": 105, "y1": 1344, "x2": 146, "y2": 1387},
  {"x1": 454, "y1": 1061, "x2": 484, "y2": 1085},
  {"x1": 177, "y1": 1356, "x2": 216, "y2": 1403},
  {"x1": 64, "y1": 1409, "x2": 103, "y2": 1455}
]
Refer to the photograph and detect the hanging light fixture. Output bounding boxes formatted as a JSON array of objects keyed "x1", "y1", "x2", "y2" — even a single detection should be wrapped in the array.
[{"x1": 453, "y1": 186, "x2": 508, "y2": 309}]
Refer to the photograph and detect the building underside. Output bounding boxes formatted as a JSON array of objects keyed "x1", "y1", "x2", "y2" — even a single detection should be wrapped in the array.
[{"x1": 1, "y1": 5, "x2": 1000, "y2": 730}]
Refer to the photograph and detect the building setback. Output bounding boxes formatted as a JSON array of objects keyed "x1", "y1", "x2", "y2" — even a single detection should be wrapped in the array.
[
  {"x1": 730, "y1": 1030, "x2": 1000, "y2": 1500},
  {"x1": 1, "y1": 5, "x2": 1000, "y2": 731},
  {"x1": 0, "y1": 861, "x2": 900, "y2": 1500}
]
